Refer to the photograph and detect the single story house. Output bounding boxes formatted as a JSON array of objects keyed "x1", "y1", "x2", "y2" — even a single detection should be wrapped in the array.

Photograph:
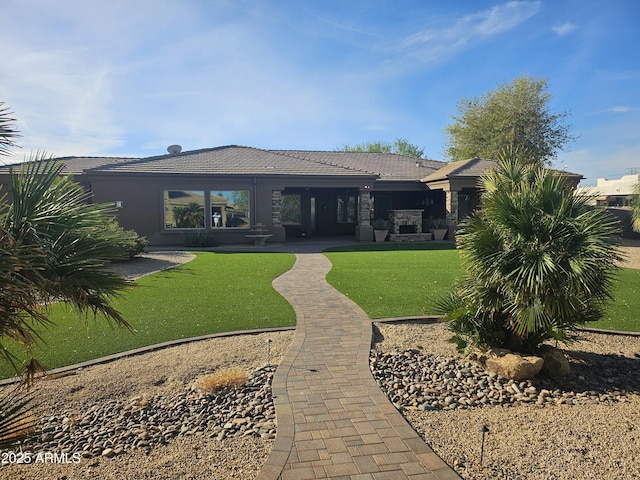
[{"x1": 0, "y1": 146, "x2": 583, "y2": 245}]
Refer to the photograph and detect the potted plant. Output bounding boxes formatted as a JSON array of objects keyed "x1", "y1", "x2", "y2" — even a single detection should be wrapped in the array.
[
  {"x1": 371, "y1": 218, "x2": 391, "y2": 242},
  {"x1": 430, "y1": 217, "x2": 448, "y2": 241}
]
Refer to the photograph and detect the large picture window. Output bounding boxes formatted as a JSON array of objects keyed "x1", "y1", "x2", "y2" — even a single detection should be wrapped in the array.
[
  {"x1": 211, "y1": 190, "x2": 250, "y2": 228},
  {"x1": 164, "y1": 190, "x2": 205, "y2": 229}
]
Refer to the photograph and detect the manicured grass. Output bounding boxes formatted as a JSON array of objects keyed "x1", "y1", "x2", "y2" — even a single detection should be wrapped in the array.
[
  {"x1": 0, "y1": 252, "x2": 295, "y2": 379},
  {"x1": 324, "y1": 243, "x2": 460, "y2": 319},
  {"x1": 2, "y1": 244, "x2": 637, "y2": 380},
  {"x1": 325, "y1": 243, "x2": 640, "y2": 333},
  {"x1": 594, "y1": 267, "x2": 640, "y2": 332}
]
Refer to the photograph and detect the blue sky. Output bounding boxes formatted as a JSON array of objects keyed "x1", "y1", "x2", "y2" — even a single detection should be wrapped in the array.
[{"x1": 1, "y1": 0, "x2": 638, "y2": 185}]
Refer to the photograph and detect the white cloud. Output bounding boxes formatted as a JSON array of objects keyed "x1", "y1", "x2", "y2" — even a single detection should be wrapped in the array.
[
  {"x1": 0, "y1": 45, "x2": 124, "y2": 156},
  {"x1": 606, "y1": 106, "x2": 632, "y2": 113},
  {"x1": 397, "y1": 1, "x2": 541, "y2": 62},
  {"x1": 560, "y1": 145, "x2": 640, "y2": 186},
  {"x1": 1, "y1": 1, "x2": 395, "y2": 156},
  {"x1": 552, "y1": 22, "x2": 576, "y2": 36},
  {"x1": 589, "y1": 106, "x2": 634, "y2": 116}
]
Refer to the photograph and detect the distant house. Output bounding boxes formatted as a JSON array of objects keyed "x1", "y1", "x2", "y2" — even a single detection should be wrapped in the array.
[
  {"x1": 0, "y1": 146, "x2": 583, "y2": 245},
  {"x1": 575, "y1": 174, "x2": 640, "y2": 207}
]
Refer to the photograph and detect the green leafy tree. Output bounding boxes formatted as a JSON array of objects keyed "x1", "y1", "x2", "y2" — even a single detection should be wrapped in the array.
[
  {"x1": 438, "y1": 148, "x2": 620, "y2": 354},
  {"x1": 340, "y1": 138, "x2": 425, "y2": 158},
  {"x1": 444, "y1": 76, "x2": 576, "y2": 165}
]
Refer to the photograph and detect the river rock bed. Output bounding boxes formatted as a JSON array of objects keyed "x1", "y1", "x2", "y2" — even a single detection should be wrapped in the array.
[
  {"x1": 372, "y1": 321, "x2": 640, "y2": 480},
  {"x1": 370, "y1": 348, "x2": 640, "y2": 411},
  {"x1": 12, "y1": 365, "x2": 276, "y2": 462}
]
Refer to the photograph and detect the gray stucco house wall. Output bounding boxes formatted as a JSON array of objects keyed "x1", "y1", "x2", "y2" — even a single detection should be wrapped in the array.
[{"x1": 0, "y1": 146, "x2": 583, "y2": 246}]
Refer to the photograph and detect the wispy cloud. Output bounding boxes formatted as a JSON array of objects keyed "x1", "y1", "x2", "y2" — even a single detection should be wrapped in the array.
[
  {"x1": 606, "y1": 106, "x2": 632, "y2": 113},
  {"x1": 562, "y1": 144, "x2": 640, "y2": 186},
  {"x1": 1, "y1": 44, "x2": 124, "y2": 156},
  {"x1": 552, "y1": 22, "x2": 576, "y2": 36},
  {"x1": 397, "y1": 1, "x2": 541, "y2": 62},
  {"x1": 590, "y1": 105, "x2": 634, "y2": 115}
]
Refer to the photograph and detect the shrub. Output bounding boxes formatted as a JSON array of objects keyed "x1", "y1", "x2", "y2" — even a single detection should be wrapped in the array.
[
  {"x1": 182, "y1": 231, "x2": 218, "y2": 247},
  {"x1": 103, "y1": 220, "x2": 148, "y2": 260},
  {"x1": 438, "y1": 149, "x2": 621, "y2": 354},
  {"x1": 371, "y1": 219, "x2": 391, "y2": 230}
]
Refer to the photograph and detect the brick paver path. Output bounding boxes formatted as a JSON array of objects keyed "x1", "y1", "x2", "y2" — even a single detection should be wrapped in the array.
[{"x1": 257, "y1": 253, "x2": 460, "y2": 480}]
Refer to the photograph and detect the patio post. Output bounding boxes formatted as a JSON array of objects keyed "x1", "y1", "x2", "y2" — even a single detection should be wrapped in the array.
[
  {"x1": 445, "y1": 189, "x2": 459, "y2": 240},
  {"x1": 271, "y1": 189, "x2": 286, "y2": 242},
  {"x1": 355, "y1": 188, "x2": 373, "y2": 242}
]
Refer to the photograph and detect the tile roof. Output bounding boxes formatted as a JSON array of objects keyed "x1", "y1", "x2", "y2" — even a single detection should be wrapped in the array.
[
  {"x1": 0, "y1": 156, "x2": 138, "y2": 176},
  {"x1": 1, "y1": 147, "x2": 446, "y2": 181},
  {"x1": 421, "y1": 157, "x2": 496, "y2": 183},
  {"x1": 422, "y1": 157, "x2": 584, "y2": 183},
  {"x1": 86, "y1": 146, "x2": 380, "y2": 177},
  {"x1": 272, "y1": 150, "x2": 446, "y2": 181}
]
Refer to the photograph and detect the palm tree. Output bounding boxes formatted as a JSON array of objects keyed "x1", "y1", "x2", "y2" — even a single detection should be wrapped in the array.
[
  {"x1": 0, "y1": 102, "x2": 20, "y2": 156},
  {"x1": 1, "y1": 155, "x2": 134, "y2": 379},
  {"x1": 0, "y1": 104, "x2": 136, "y2": 448},
  {"x1": 439, "y1": 148, "x2": 621, "y2": 353}
]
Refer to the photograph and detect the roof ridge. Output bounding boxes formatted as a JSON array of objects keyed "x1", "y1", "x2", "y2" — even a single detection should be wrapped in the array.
[
  {"x1": 85, "y1": 145, "x2": 251, "y2": 172},
  {"x1": 56, "y1": 155, "x2": 139, "y2": 161},
  {"x1": 269, "y1": 150, "x2": 378, "y2": 176}
]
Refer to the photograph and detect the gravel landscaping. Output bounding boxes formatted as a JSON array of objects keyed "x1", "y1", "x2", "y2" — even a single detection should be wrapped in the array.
[
  {"x1": 1, "y1": 247, "x2": 639, "y2": 479},
  {"x1": 373, "y1": 321, "x2": 640, "y2": 480}
]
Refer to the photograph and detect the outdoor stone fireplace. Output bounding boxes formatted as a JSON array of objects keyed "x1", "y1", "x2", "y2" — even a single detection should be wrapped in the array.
[
  {"x1": 388, "y1": 209, "x2": 423, "y2": 234},
  {"x1": 387, "y1": 209, "x2": 431, "y2": 242}
]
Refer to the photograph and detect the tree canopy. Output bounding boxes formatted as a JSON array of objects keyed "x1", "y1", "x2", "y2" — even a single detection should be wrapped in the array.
[
  {"x1": 339, "y1": 138, "x2": 425, "y2": 158},
  {"x1": 444, "y1": 76, "x2": 575, "y2": 165}
]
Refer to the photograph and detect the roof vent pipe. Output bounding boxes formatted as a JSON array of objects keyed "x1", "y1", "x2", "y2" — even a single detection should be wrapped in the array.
[{"x1": 167, "y1": 144, "x2": 182, "y2": 155}]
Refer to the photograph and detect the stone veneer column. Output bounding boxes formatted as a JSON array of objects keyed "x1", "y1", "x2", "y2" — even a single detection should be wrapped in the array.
[
  {"x1": 358, "y1": 190, "x2": 371, "y2": 225},
  {"x1": 271, "y1": 190, "x2": 286, "y2": 242},
  {"x1": 445, "y1": 189, "x2": 459, "y2": 240},
  {"x1": 355, "y1": 189, "x2": 373, "y2": 242}
]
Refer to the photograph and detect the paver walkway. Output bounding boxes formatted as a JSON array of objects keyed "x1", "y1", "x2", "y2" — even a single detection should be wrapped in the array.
[{"x1": 256, "y1": 253, "x2": 460, "y2": 480}]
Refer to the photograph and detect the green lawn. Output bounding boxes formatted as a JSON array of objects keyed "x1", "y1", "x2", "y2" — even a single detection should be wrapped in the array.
[
  {"x1": 3, "y1": 243, "x2": 637, "y2": 380},
  {"x1": 325, "y1": 243, "x2": 460, "y2": 319},
  {"x1": 325, "y1": 243, "x2": 640, "y2": 333},
  {"x1": 592, "y1": 268, "x2": 640, "y2": 331},
  {"x1": 0, "y1": 252, "x2": 295, "y2": 379}
]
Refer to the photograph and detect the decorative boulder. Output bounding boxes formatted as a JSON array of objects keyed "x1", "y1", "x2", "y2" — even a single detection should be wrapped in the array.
[
  {"x1": 485, "y1": 351, "x2": 544, "y2": 381},
  {"x1": 538, "y1": 345, "x2": 570, "y2": 377}
]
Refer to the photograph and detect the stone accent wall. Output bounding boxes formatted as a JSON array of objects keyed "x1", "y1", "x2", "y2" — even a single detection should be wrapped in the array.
[
  {"x1": 359, "y1": 190, "x2": 371, "y2": 225},
  {"x1": 387, "y1": 232, "x2": 432, "y2": 242},
  {"x1": 388, "y1": 209, "x2": 424, "y2": 234},
  {"x1": 271, "y1": 190, "x2": 282, "y2": 226}
]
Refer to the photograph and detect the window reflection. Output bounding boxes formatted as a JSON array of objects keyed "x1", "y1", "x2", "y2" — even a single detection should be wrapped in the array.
[
  {"x1": 164, "y1": 190, "x2": 205, "y2": 229},
  {"x1": 211, "y1": 191, "x2": 250, "y2": 228}
]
